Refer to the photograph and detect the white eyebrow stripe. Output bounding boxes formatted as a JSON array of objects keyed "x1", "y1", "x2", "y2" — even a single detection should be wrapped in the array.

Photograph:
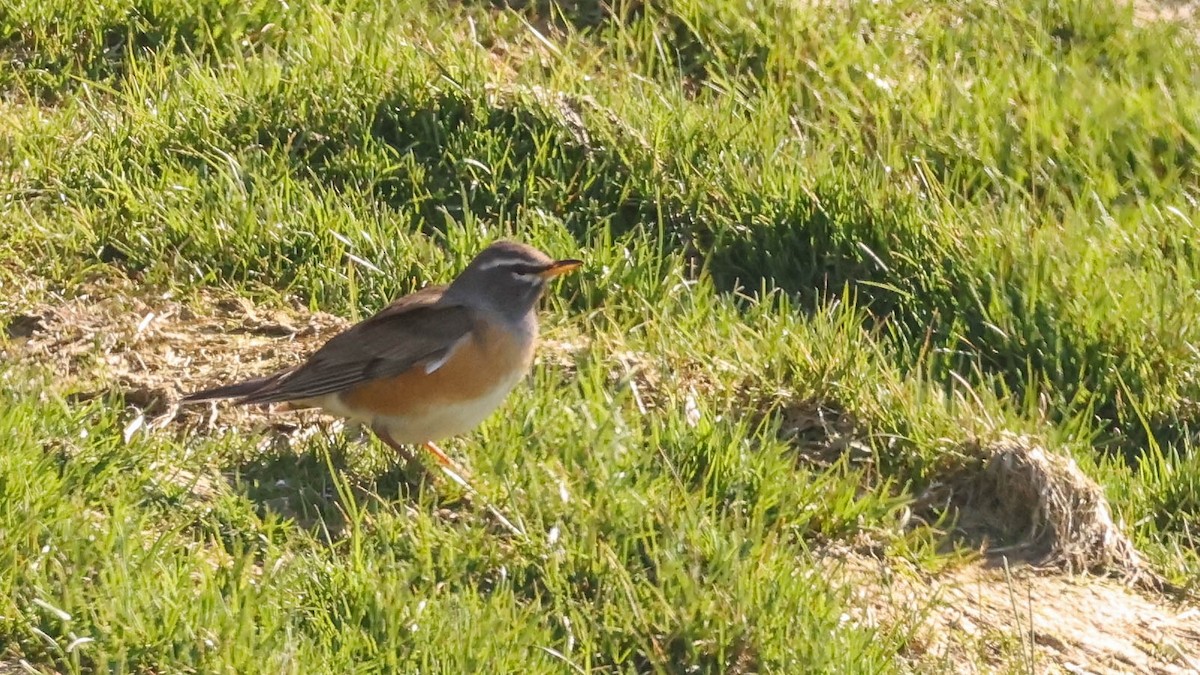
[{"x1": 476, "y1": 257, "x2": 536, "y2": 271}]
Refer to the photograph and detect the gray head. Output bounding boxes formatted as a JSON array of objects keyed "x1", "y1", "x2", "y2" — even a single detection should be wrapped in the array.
[{"x1": 445, "y1": 240, "x2": 582, "y2": 320}]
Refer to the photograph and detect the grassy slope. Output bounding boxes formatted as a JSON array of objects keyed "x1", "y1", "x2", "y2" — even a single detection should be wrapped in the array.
[{"x1": 1, "y1": 0, "x2": 1198, "y2": 671}]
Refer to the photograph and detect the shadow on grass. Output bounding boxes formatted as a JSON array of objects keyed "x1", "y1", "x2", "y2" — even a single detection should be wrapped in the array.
[{"x1": 220, "y1": 434, "x2": 478, "y2": 540}]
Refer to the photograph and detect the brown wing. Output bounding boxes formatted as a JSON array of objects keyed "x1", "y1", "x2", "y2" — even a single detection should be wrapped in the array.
[{"x1": 229, "y1": 285, "x2": 475, "y2": 405}]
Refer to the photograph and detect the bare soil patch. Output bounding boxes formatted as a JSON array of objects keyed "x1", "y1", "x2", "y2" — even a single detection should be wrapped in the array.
[
  {"x1": 827, "y1": 550, "x2": 1200, "y2": 674},
  {"x1": 1132, "y1": 0, "x2": 1200, "y2": 27}
]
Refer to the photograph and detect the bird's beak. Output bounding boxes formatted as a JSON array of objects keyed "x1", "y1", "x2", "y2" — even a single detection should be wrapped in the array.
[{"x1": 539, "y1": 259, "x2": 583, "y2": 279}]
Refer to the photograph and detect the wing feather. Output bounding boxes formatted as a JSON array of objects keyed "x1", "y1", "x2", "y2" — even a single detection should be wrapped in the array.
[{"x1": 224, "y1": 286, "x2": 475, "y2": 405}]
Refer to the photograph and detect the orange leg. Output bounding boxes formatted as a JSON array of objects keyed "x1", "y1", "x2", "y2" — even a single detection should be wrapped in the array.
[
  {"x1": 371, "y1": 425, "x2": 418, "y2": 464},
  {"x1": 370, "y1": 427, "x2": 465, "y2": 474},
  {"x1": 371, "y1": 427, "x2": 523, "y2": 536},
  {"x1": 371, "y1": 426, "x2": 471, "y2": 486},
  {"x1": 421, "y1": 441, "x2": 475, "y2": 493},
  {"x1": 422, "y1": 441, "x2": 468, "y2": 474}
]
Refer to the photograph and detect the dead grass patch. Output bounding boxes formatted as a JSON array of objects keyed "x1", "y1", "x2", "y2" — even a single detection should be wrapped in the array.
[
  {"x1": 905, "y1": 435, "x2": 1162, "y2": 589},
  {"x1": 2, "y1": 271, "x2": 348, "y2": 435},
  {"x1": 776, "y1": 397, "x2": 869, "y2": 467}
]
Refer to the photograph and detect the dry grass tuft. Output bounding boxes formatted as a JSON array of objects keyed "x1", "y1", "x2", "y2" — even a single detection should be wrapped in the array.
[
  {"x1": 926, "y1": 434, "x2": 1156, "y2": 584},
  {"x1": 775, "y1": 397, "x2": 869, "y2": 467}
]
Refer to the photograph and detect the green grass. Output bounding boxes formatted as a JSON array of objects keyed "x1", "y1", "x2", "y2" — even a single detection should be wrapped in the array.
[
  {"x1": 2, "y1": 0, "x2": 1199, "y2": 671},
  {"x1": 0, "y1": 366, "x2": 911, "y2": 671}
]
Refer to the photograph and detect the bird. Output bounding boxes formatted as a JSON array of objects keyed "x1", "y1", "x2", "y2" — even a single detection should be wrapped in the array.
[{"x1": 180, "y1": 240, "x2": 582, "y2": 473}]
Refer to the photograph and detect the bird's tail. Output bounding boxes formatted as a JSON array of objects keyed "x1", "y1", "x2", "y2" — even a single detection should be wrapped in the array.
[{"x1": 179, "y1": 372, "x2": 287, "y2": 404}]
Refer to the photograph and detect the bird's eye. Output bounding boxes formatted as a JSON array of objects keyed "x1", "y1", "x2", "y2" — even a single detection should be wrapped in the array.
[{"x1": 509, "y1": 266, "x2": 540, "y2": 280}]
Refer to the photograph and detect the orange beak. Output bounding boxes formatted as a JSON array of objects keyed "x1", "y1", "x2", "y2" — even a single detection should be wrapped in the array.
[{"x1": 539, "y1": 259, "x2": 583, "y2": 279}]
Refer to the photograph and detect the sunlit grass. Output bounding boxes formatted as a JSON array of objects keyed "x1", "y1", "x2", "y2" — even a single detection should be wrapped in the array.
[{"x1": 2, "y1": 0, "x2": 1198, "y2": 670}]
